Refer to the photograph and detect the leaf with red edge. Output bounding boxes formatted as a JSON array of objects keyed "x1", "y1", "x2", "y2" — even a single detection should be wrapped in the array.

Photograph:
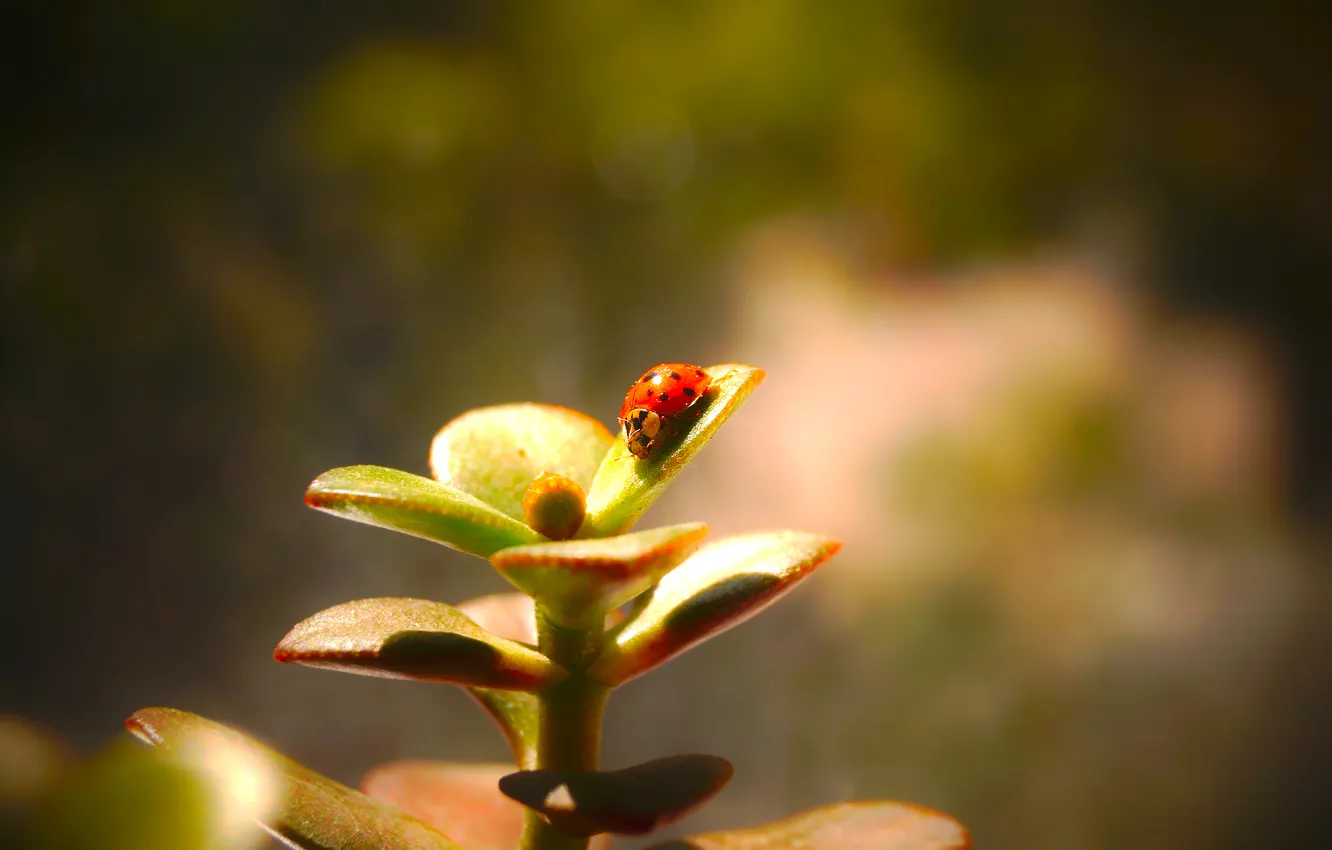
[
  {"x1": 583, "y1": 364, "x2": 764, "y2": 537},
  {"x1": 274, "y1": 598, "x2": 566, "y2": 691},
  {"x1": 499, "y1": 755, "x2": 733, "y2": 838},
  {"x1": 126, "y1": 707, "x2": 460, "y2": 850},
  {"x1": 306, "y1": 466, "x2": 543, "y2": 558},
  {"x1": 590, "y1": 532, "x2": 840, "y2": 685},
  {"x1": 430, "y1": 403, "x2": 613, "y2": 523},
  {"x1": 490, "y1": 522, "x2": 709, "y2": 627},
  {"x1": 644, "y1": 801, "x2": 970, "y2": 849}
]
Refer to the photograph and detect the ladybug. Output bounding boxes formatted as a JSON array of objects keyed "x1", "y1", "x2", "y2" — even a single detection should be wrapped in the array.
[{"x1": 618, "y1": 363, "x2": 712, "y2": 460}]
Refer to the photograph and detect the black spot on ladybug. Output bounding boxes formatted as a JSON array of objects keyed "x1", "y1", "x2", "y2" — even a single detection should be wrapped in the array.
[
  {"x1": 637, "y1": 434, "x2": 651, "y2": 446},
  {"x1": 659, "y1": 393, "x2": 670, "y2": 402},
  {"x1": 643, "y1": 371, "x2": 658, "y2": 381},
  {"x1": 647, "y1": 389, "x2": 654, "y2": 397},
  {"x1": 683, "y1": 387, "x2": 696, "y2": 397},
  {"x1": 669, "y1": 371, "x2": 681, "y2": 380}
]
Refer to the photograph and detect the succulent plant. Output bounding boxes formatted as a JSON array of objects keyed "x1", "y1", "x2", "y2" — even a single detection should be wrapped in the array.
[{"x1": 123, "y1": 363, "x2": 969, "y2": 849}]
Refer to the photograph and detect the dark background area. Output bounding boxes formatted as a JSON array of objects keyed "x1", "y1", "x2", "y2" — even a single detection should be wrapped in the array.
[{"x1": 3, "y1": 2, "x2": 1331, "y2": 848}]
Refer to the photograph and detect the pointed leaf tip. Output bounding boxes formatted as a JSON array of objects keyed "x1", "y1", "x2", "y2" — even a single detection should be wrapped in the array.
[
  {"x1": 584, "y1": 364, "x2": 764, "y2": 537},
  {"x1": 274, "y1": 598, "x2": 566, "y2": 691},
  {"x1": 306, "y1": 465, "x2": 543, "y2": 558},
  {"x1": 591, "y1": 531, "x2": 840, "y2": 685}
]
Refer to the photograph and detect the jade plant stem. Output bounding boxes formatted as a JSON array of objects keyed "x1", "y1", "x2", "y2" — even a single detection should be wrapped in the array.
[{"x1": 519, "y1": 613, "x2": 611, "y2": 850}]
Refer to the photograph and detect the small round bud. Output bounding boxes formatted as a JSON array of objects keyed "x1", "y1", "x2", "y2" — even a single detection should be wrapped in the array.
[{"x1": 522, "y1": 472, "x2": 586, "y2": 541}]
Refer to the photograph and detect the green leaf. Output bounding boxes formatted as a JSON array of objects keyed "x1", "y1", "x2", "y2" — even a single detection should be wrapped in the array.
[
  {"x1": 645, "y1": 801, "x2": 971, "y2": 849},
  {"x1": 590, "y1": 532, "x2": 840, "y2": 685},
  {"x1": 273, "y1": 598, "x2": 566, "y2": 691},
  {"x1": 498, "y1": 755, "x2": 733, "y2": 838},
  {"x1": 20, "y1": 739, "x2": 232, "y2": 850},
  {"x1": 583, "y1": 364, "x2": 764, "y2": 537},
  {"x1": 306, "y1": 465, "x2": 543, "y2": 558},
  {"x1": 126, "y1": 708, "x2": 461, "y2": 850},
  {"x1": 490, "y1": 523, "x2": 710, "y2": 627},
  {"x1": 430, "y1": 403, "x2": 613, "y2": 523},
  {"x1": 454, "y1": 594, "x2": 542, "y2": 769}
]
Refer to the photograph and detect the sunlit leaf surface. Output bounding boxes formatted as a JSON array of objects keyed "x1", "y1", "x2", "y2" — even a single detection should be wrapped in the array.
[
  {"x1": 645, "y1": 801, "x2": 970, "y2": 849},
  {"x1": 306, "y1": 465, "x2": 543, "y2": 558},
  {"x1": 431, "y1": 403, "x2": 613, "y2": 523},
  {"x1": 499, "y1": 754, "x2": 733, "y2": 838},
  {"x1": 583, "y1": 365, "x2": 764, "y2": 537},
  {"x1": 274, "y1": 598, "x2": 566, "y2": 690},
  {"x1": 590, "y1": 532, "x2": 840, "y2": 685},
  {"x1": 126, "y1": 708, "x2": 461, "y2": 850},
  {"x1": 491, "y1": 522, "x2": 709, "y2": 627}
]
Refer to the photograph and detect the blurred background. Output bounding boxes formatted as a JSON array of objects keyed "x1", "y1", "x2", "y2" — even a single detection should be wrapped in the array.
[{"x1": 3, "y1": 2, "x2": 1331, "y2": 848}]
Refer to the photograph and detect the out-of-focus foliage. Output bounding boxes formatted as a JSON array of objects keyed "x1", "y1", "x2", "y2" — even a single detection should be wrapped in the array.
[
  {"x1": 648, "y1": 801, "x2": 969, "y2": 850},
  {"x1": 10, "y1": 722, "x2": 270, "y2": 850},
  {"x1": 630, "y1": 257, "x2": 1323, "y2": 850},
  {"x1": 128, "y1": 708, "x2": 457, "y2": 850}
]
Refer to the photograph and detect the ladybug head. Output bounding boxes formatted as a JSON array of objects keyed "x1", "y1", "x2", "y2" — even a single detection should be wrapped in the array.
[{"x1": 622, "y1": 407, "x2": 662, "y2": 460}]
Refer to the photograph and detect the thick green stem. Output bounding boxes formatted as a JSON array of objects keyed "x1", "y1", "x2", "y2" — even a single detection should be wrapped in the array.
[{"x1": 517, "y1": 613, "x2": 610, "y2": 850}]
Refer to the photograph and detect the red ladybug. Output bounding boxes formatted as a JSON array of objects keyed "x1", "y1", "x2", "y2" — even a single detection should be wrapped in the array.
[{"x1": 618, "y1": 363, "x2": 712, "y2": 460}]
